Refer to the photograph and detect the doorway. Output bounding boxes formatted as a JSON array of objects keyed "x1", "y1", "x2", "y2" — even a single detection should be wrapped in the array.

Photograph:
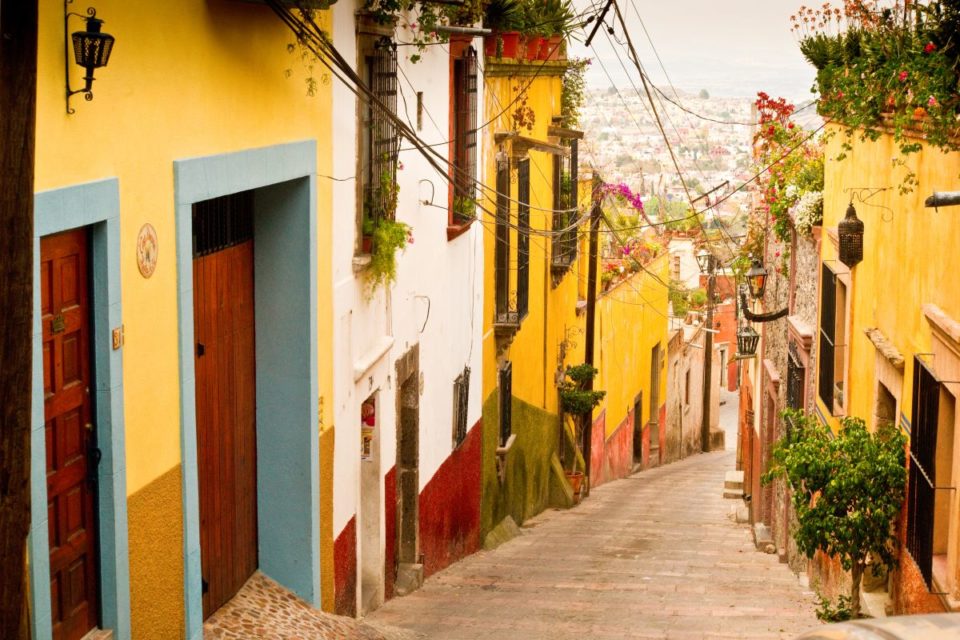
[
  {"x1": 192, "y1": 191, "x2": 259, "y2": 617},
  {"x1": 360, "y1": 393, "x2": 383, "y2": 614},
  {"x1": 395, "y1": 347, "x2": 420, "y2": 595},
  {"x1": 41, "y1": 228, "x2": 100, "y2": 640}
]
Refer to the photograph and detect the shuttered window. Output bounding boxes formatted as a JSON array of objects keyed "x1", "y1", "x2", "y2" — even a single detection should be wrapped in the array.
[
  {"x1": 452, "y1": 46, "x2": 478, "y2": 223},
  {"x1": 499, "y1": 361, "x2": 513, "y2": 447},
  {"x1": 907, "y1": 357, "x2": 941, "y2": 589},
  {"x1": 517, "y1": 158, "x2": 530, "y2": 320},
  {"x1": 552, "y1": 138, "x2": 578, "y2": 272},
  {"x1": 452, "y1": 367, "x2": 471, "y2": 448},
  {"x1": 818, "y1": 263, "x2": 836, "y2": 408},
  {"x1": 360, "y1": 37, "x2": 399, "y2": 239}
]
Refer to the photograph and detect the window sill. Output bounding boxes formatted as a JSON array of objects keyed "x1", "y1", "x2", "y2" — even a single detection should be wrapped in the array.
[
  {"x1": 352, "y1": 254, "x2": 372, "y2": 273},
  {"x1": 446, "y1": 218, "x2": 475, "y2": 241}
]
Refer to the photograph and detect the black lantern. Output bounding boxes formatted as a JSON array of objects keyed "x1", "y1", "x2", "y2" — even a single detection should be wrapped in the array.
[
  {"x1": 746, "y1": 259, "x2": 768, "y2": 300},
  {"x1": 65, "y1": 5, "x2": 115, "y2": 113},
  {"x1": 736, "y1": 325, "x2": 760, "y2": 357},
  {"x1": 838, "y1": 202, "x2": 864, "y2": 268},
  {"x1": 696, "y1": 248, "x2": 714, "y2": 274}
]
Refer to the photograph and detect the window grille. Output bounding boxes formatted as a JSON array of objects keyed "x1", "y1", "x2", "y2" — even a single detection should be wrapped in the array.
[
  {"x1": 192, "y1": 190, "x2": 254, "y2": 258},
  {"x1": 499, "y1": 361, "x2": 513, "y2": 447},
  {"x1": 517, "y1": 158, "x2": 530, "y2": 320},
  {"x1": 552, "y1": 139, "x2": 578, "y2": 271},
  {"x1": 452, "y1": 366, "x2": 471, "y2": 448},
  {"x1": 907, "y1": 356, "x2": 941, "y2": 589},
  {"x1": 787, "y1": 342, "x2": 805, "y2": 411},
  {"x1": 452, "y1": 46, "x2": 478, "y2": 222},
  {"x1": 363, "y1": 37, "x2": 398, "y2": 229},
  {"x1": 818, "y1": 263, "x2": 836, "y2": 408},
  {"x1": 495, "y1": 159, "x2": 517, "y2": 325}
]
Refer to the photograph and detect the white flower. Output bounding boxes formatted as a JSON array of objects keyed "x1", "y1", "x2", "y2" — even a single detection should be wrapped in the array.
[
  {"x1": 785, "y1": 184, "x2": 799, "y2": 199},
  {"x1": 794, "y1": 190, "x2": 823, "y2": 237}
]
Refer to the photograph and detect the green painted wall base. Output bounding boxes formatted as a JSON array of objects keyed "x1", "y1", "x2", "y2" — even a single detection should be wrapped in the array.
[{"x1": 481, "y1": 392, "x2": 574, "y2": 538}]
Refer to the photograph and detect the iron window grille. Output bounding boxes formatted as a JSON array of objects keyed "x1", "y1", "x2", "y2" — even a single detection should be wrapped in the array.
[
  {"x1": 494, "y1": 159, "x2": 519, "y2": 327},
  {"x1": 192, "y1": 190, "x2": 254, "y2": 258},
  {"x1": 451, "y1": 46, "x2": 478, "y2": 223},
  {"x1": 517, "y1": 158, "x2": 530, "y2": 320},
  {"x1": 452, "y1": 366, "x2": 471, "y2": 448},
  {"x1": 786, "y1": 342, "x2": 805, "y2": 411},
  {"x1": 499, "y1": 361, "x2": 513, "y2": 447},
  {"x1": 818, "y1": 263, "x2": 836, "y2": 408},
  {"x1": 361, "y1": 37, "x2": 399, "y2": 235},
  {"x1": 907, "y1": 356, "x2": 941, "y2": 590},
  {"x1": 552, "y1": 138, "x2": 578, "y2": 273}
]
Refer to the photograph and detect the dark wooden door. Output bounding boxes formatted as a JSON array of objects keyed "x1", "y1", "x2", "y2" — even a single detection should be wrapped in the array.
[
  {"x1": 194, "y1": 234, "x2": 258, "y2": 618},
  {"x1": 42, "y1": 229, "x2": 99, "y2": 640}
]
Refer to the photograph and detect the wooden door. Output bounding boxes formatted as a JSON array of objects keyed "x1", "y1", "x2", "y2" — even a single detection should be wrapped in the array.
[
  {"x1": 42, "y1": 229, "x2": 99, "y2": 640},
  {"x1": 193, "y1": 192, "x2": 258, "y2": 618}
]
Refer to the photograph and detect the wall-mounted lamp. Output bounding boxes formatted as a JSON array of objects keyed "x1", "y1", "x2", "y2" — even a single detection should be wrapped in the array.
[
  {"x1": 746, "y1": 259, "x2": 768, "y2": 300},
  {"x1": 736, "y1": 325, "x2": 760, "y2": 357},
  {"x1": 838, "y1": 202, "x2": 864, "y2": 269},
  {"x1": 65, "y1": 1, "x2": 115, "y2": 114},
  {"x1": 695, "y1": 248, "x2": 715, "y2": 274}
]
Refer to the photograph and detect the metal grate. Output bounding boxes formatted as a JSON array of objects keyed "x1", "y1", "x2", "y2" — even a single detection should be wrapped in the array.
[
  {"x1": 452, "y1": 46, "x2": 478, "y2": 221},
  {"x1": 517, "y1": 158, "x2": 530, "y2": 320},
  {"x1": 495, "y1": 159, "x2": 517, "y2": 324},
  {"x1": 499, "y1": 361, "x2": 513, "y2": 447},
  {"x1": 552, "y1": 139, "x2": 578, "y2": 271},
  {"x1": 907, "y1": 356, "x2": 941, "y2": 589},
  {"x1": 364, "y1": 37, "x2": 399, "y2": 227},
  {"x1": 787, "y1": 342, "x2": 805, "y2": 411},
  {"x1": 192, "y1": 190, "x2": 254, "y2": 258},
  {"x1": 452, "y1": 366, "x2": 471, "y2": 448},
  {"x1": 818, "y1": 263, "x2": 836, "y2": 408}
]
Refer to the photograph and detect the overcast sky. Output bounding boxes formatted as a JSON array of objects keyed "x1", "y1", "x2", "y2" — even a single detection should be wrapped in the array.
[{"x1": 568, "y1": 0, "x2": 817, "y2": 102}]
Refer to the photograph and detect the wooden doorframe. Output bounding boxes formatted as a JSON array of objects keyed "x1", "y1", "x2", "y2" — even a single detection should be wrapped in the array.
[
  {"x1": 29, "y1": 179, "x2": 130, "y2": 640},
  {"x1": 174, "y1": 142, "x2": 320, "y2": 638}
]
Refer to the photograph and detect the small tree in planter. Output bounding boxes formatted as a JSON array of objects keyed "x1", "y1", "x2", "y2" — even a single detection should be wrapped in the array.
[
  {"x1": 558, "y1": 364, "x2": 605, "y2": 495},
  {"x1": 763, "y1": 410, "x2": 907, "y2": 620}
]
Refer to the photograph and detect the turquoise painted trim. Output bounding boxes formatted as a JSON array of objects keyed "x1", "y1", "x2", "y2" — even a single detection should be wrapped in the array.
[
  {"x1": 173, "y1": 141, "x2": 320, "y2": 640},
  {"x1": 30, "y1": 179, "x2": 130, "y2": 640}
]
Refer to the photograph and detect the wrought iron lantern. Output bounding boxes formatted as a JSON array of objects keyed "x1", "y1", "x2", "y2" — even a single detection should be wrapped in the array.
[
  {"x1": 746, "y1": 259, "x2": 768, "y2": 300},
  {"x1": 736, "y1": 325, "x2": 760, "y2": 357},
  {"x1": 838, "y1": 202, "x2": 864, "y2": 268},
  {"x1": 695, "y1": 248, "x2": 715, "y2": 274},
  {"x1": 65, "y1": 3, "x2": 115, "y2": 113}
]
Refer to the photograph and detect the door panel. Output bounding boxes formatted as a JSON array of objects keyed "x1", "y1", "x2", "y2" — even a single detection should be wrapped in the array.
[
  {"x1": 194, "y1": 238, "x2": 258, "y2": 618},
  {"x1": 42, "y1": 229, "x2": 99, "y2": 640}
]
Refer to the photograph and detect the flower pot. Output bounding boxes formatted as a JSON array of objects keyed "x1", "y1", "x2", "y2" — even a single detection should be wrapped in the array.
[
  {"x1": 485, "y1": 31, "x2": 520, "y2": 59},
  {"x1": 565, "y1": 471, "x2": 584, "y2": 503},
  {"x1": 811, "y1": 225, "x2": 822, "y2": 243},
  {"x1": 545, "y1": 34, "x2": 563, "y2": 60},
  {"x1": 523, "y1": 35, "x2": 541, "y2": 61},
  {"x1": 537, "y1": 35, "x2": 553, "y2": 60},
  {"x1": 361, "y1": 235, "x2": 373, "y2": 254}
]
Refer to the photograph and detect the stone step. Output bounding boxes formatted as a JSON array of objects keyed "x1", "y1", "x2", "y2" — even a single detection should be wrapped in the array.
[
  {"x1": 723, "y1": 488, "x2": 744, "y2": 499},
  {"x1": 724, "y1": 470, "x2": 744, "y2": 491}
]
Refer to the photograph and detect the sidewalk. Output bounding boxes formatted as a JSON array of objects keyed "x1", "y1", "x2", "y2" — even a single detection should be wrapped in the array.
[{"x1": 367, "y1": 451, "x2": 818, "y2": 640}]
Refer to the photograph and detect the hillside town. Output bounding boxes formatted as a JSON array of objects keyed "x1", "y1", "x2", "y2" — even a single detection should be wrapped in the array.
[{"x1": 1, "y1": 1, "x2": 959, "y2": 639}]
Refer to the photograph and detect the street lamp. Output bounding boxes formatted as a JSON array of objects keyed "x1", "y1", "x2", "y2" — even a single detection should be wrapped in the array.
[
  {"x1": 737, "y1": 325, "x2": 760, "y2": 357},
  {"x1": 838, "y1": 202, "x2": 864, "y2": 269},
  {"x1": 696, "y1": 246, "x2": 717, "y2": 453},
  {"x1": 695, "y1": 248, "x2": 714, "y2": 274},
  {"x1": 746, "y1": 259, "x2": 768, "y2": 300},
  {"x1": 65, "y1": 3, "x2": 116, "y2": 113}
]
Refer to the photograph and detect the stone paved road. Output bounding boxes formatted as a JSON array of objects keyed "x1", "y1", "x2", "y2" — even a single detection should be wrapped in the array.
[{"x1": 367, "y1": 451, "x2": 820, "y2": 640}]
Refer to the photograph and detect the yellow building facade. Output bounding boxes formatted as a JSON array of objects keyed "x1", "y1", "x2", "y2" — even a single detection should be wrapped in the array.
[
  {"x1": 479, "y1": 56, "x2": 669, "y2": 537},
  {"x1": 31, "y1": 2, "x2": 333, "y2": 638},
  {"x1": 818, "y1": 124, "x2": 960, "y2": 614}
]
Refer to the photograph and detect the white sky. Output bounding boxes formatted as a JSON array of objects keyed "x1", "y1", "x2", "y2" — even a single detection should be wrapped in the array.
[{"x1": 568, "y1": 0, "x2": 817, "y2": 102}]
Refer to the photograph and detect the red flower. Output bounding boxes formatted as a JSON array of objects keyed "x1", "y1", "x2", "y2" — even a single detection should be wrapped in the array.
[
  {"x1": 767, "y1": 125, "x2": 775, "y2": 136},
  {"x1": 924, "y1": 42, "x2": 936, "y2": 54},
  {"x1": 788, "y1": 122, "x2": 795, "y2": 129},
  {"x1": 898, "y1": 70, "x2": 908, "y2": 82}
]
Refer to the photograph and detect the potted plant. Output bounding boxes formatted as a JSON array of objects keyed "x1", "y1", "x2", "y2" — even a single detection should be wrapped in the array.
[
  {"x1": 540, "y1": 0, "x2": 573, "y2": 60},
  {"x1": 483, "y1": 0, "x2": 522, "y2": 58},
  {"x1": 519, "y1": 0, "x2": 544, "y2": 61},
  {"x1": 558, "y1": 364, "x2": 606, "y2": 503},
  {"x1": 452, "y1": 195, "x2": 477, "y2": 224},
  {"x1": 367, "y1": 217, "x2": 412, "y2": 291}
]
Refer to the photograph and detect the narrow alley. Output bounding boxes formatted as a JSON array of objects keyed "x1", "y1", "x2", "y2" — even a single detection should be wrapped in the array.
[{"x1": 367, "y1": 451, "x2": 818, "y2": 640}]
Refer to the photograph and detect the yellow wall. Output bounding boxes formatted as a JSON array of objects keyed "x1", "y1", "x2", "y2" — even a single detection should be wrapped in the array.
[
  {"x1": 36, "y1": 0, "x2": 333, "y2": 630},
  {"x1": 595, "y1": 252, "x2": 670, "y2": 437},
  {"x1": 819, "y1": 124, "x2": 960, "y2": 427}
]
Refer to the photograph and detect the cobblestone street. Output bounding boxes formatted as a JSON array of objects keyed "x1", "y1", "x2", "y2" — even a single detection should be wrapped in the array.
[{"x1": 367, "y1": 451, "x2": 819, "y2": 640}]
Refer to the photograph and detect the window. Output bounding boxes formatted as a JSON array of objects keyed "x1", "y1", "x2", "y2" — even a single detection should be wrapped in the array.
[
  {"x1": 517, "y1": 158, "x2": 530, "y2": 320},
  {"x1": 786, "y1": 342, "x2": 805, "y2": 411},
  {"x1": 452, "y1": 367, "x2": 471, "y2": 448},
  {"x1": 494, "y1": 158, "x2": 515, "y2": 326},
  {"x1": 817, "y1": 263, "x2": 848, "y2": 413},
  {"x1": 358, "y1": 37, "x2": 398, "y2": 252},
  {"x1": 552, "y1": 138, "x2": 578, "y2": 273},
  {"x1": 907, "y1": 357, "x2": 942, "y2": 589},
  {"x1": 499, "y1": 361, "x2": 513, "y2": 447},
  {"x1": 450, "y1": 45, "x2": 478, "y2": 225},
  {"x1": 684, "y1": 369, "x2": 691, "y2": 407}
]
